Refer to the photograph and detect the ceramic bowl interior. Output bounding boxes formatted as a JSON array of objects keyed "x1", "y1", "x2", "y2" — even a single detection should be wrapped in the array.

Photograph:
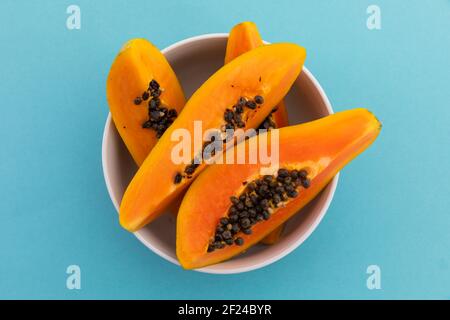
[{"x1": 102, "y1": 34, "x2": 338, "y2": 274}]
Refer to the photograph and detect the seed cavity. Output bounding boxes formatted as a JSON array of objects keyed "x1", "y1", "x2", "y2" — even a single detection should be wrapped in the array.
[
  {"x1": 207, "y1": 168, "x2": 310, "y2": 252},
  {"x1": 174, "y1": 95, "x2": 266, "y2": 185},
  {"x1": 133, "y1": 79, "x2": 178, "y2": 138},
  {"x1": 222, "y1": 95, "x2": 264, "y2": 131}
]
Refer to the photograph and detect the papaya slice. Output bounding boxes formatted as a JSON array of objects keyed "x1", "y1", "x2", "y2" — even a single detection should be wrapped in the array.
[
  {"x1": 177, "y1": 108, "x2": 381, "y2": 269},
  {"x1": 119, "y1": 43, "x2": 307, "y2": 231},
  {"x1": 225, "y1": 21, "x2": 289, "y2": 244},
  {"x1": 106, "y1": 38, "x2": 185, "y2": 166},
  {"x1": 225, "y1": 22, "x2": 289, "y2": 130}
]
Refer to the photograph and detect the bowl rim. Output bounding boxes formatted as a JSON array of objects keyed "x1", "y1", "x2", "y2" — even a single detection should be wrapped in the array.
[{"x1": 102, "y1": 33, "x2": 339, "y2": 274}]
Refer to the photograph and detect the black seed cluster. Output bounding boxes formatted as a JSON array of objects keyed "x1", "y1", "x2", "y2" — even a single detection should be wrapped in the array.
[
  {"x1": 173, "y1": 96, "x2": 265, "y2": 185},
  {"x1": 207, "y1": 168, "x2": 310, "y2": 252},
  {"x1": 133, "y1": 79, "x2": 178, "y2": 138},
  {"x1": 173, "y1": 145, "x2": 210, "y2": 184},
  {"x1": 223, "y1": 95, "x2": 264, "y2": 130}
]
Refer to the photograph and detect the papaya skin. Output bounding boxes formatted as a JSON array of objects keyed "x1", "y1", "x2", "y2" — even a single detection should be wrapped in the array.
[
  {"x1": 225, "y1": 21, "x2": 288, "y2": 244},
  {"x1": 119, "y1": 43, "x2": 307, "y2": 232},
  {"x1": 225, "y1": 22, "x2": 264, "y2": 63},
  {"x1": 106, "y1": 38, "x2": 185, "y2": 166},
  {"x1": 260, "y1": 221, "x2": 284, "y2": 245},
  {"x1": 177, "y1": 108, "x2": 381, "y2": 269}
]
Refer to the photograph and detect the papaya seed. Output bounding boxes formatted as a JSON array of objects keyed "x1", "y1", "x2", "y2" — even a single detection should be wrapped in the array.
[
  {"x1": 237, "y1": 97, "x2": 246, "y2": 107},
  {"x1": 168, "y1": 109, "x2": 177, "y2": 118},
  {"x1": 184, "y1": 165, "x2": 195, "y2": 175},
  {"x1": 238, "y1": 211, "x2": 248, "y2": 218},
  {"x1": 240, "y1": 218, "x2": 251, "y2": 229},
  {"x1": 222, "y1": 230, "x2": 232, "y2": 240},
  {"x1": 151, "y1": 89, "x2": 161, "y2": 98},
  {"x1": 287, "y1": 190, "x2": 298, "y2": 198},
  {"x1": 142, "y1": 91, "x2": 150, "y2": 101},
  {"x1": 302, "y1": 178, "x2": 311, "y2": 188},
  {"x1": 142, "y1": 120, "x2": 152, "y2": 129},
  {"x1": 299, "y1": 169, "x2": 308, "y2": 179},
  {"x1": 134, "y1": 97, "x2": 142, "y2": 105},
  {"x1": 149, "y1": 79, "x2": 160, "y2": 91},
  {"x1": 278, "y1": 168, "x2": 289, "y2": 178},
  {"x1": 254, "y1": 95, "x2": 264, "y2": 104},
  {"x1": 224, "y1": 109, "x2": 234, "y2": 122},
  {"x1": 174, "y1": 172, "x2": 183, "y2": 184},
  {"x1": 149, "y1": 99, "x2": 158, "y2": 109},
  {"x1": 246, "y1": 100, "x2": 257, "y2": 109},
  {"x1": 216, "y1": 226, "x2": 224, "y2": 234},
  {"x1": 230, "y1": 196, "x2": 239, "y2": 205}
]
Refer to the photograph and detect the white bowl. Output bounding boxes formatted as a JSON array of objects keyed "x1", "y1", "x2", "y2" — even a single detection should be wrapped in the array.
[{"x1": 102, "y1": 33, "x2": 338, "y2": 274}]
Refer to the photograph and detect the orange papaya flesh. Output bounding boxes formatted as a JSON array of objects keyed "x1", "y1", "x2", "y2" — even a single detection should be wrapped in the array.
[
  {"x1": 177, "y1": 108, "x2": 381, "y2": 269},
  {"x1": 119, "y1": 43, "x2": 307, "y2": 232},
  {"x1": 106, "y1": 38, "x2": 186, "y2": 166},
  {"x1": 225, "y1": 21, "x2": 289, "y2": 244}
]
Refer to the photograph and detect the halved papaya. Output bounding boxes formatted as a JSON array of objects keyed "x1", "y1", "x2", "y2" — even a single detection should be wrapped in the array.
[
  {"x1": 119, "y1": 43, "x2": 307, "y2": 231},
  {"x1": 225, "y1": 21, "x2": 289, "y2": 244},
  {"x1": 177, "y1": 109, "x2": 381, "y2": 269},
  {"x1": 106, "y1": 38, "x2": 185, "y2": 166}
]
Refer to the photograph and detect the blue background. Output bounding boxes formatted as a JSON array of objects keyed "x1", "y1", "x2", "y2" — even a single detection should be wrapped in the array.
[{"x1": 0, "y1": 0, "x2": 449, "y2": 299}]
